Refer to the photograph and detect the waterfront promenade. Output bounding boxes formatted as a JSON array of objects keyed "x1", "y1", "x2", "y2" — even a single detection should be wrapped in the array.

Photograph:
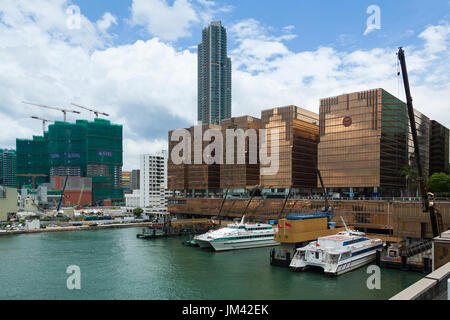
[{"x1": 0, "y1": 222, "x2": 153, "y2": 236}]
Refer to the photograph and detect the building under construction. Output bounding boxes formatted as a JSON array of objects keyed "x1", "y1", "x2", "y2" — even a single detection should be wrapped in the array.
[
  {"x1": 16, "y1": 118, "x2": 123, "y2": 204},
  {"x1": 48, "y1": 176, "x2": 92, "y2": 207}
]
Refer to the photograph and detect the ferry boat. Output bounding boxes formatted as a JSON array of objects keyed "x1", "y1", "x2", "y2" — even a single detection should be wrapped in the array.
[
  {"x1": 193, "y1": 216, "x2": 278, "y2": 252},
  {"x1": 289, "y1": 219, "x2": 385, "y2": 276}
]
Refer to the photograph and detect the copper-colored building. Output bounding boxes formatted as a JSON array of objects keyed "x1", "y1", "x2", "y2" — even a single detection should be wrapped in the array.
[
  {"x1": 429, "y1": 120, "x2": 449, "y2": 175},
  {"x1": 318, "y1": 88, "x2": 430, "y2": 197},
  {"x1": 168, "y1": 124, "x2": 222, "y2": 195},
  {"x1": 260, "y1": 106, "x2": 319, "y2": 189},
  {"x1": 220, "y1": 116, "x2": 261, "y2": 190}
]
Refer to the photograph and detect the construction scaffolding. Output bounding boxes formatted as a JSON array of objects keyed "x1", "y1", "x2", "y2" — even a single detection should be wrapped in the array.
[
  {"x1": 168, "y1": 198, "x2": 450, "y2": 236},
  {"x1": 16, "y1": 118, "x2": 123, "y2": 202},
  {"x1": 16, "y1": 135, "x2": 49, "y2": 188}
]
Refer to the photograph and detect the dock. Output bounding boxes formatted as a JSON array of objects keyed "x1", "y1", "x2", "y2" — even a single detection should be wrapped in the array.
[{"x1": 0, "y1": 222, "x2": 154, "y2": 236}]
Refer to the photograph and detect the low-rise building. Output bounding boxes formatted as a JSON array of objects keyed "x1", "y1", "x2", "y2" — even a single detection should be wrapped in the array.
[
  {"x1": 0, "y1": 186, "x2": 18, "y2": 221},
  {"x1": 125, "y1": 189, "x2": 140, "y2": 208}
]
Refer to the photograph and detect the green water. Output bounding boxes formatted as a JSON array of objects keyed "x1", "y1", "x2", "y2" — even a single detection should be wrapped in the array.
[{"x1": 0, "y1": 228, "x2": 422, "y2": 300}]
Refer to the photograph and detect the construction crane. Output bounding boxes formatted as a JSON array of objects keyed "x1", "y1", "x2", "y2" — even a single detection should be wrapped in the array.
[
  {"x1": 277, "y1": 187, "x2": 293, "y2": 220},
  {"x1": 56, "y1": 175, "x2": 69, "y2": 215},
  {"x1": 397, "y1": 47, "x2": 444, "y2": 238},
  {"x1": 317, "y1": 168, "x2": 332, "y2": 213},
  {"x1": 217, "y1": 187, "x2": 229, "y2": 227},
  {"x1": 240, "y1": 185, "x2": 263, "y2": 223},
  {"x1": 22, "y1": 101, "x2": 80, "y2": 122},
  {"x1": 30, "y1": 116, "x2": 54, "y2": 133},
  {"x1": 71, "y1": 103, "x2": 109, "y2": 118}
]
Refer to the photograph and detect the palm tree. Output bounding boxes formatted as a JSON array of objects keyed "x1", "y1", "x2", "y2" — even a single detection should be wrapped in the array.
[{"x1": 400, "y1": 164, "x2": 418, "y2": 197}]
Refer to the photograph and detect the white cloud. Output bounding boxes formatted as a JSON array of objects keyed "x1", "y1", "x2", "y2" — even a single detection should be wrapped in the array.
[
  {"x1": 124, "y1": 138, "x2": 168, "y2": 170},
  {"x1": 0, "y1": 1, "x2": 448, "y2": 172},
  {"x1": 0, "y1": 0, "x2": 197, "y2": 170},
  {"x1": 195, "y1": 0, "x2": 233, "y2": 24},
  {"x1": 230, "y1": 21, "x2": 449, "y2": 125},
  {"x1": 418, "y1": 23, "x2": 450, "y2": 53},
  {"x1": 130, "y1": 0, "x2": 199, "y2": 41},
  {"x1": 97, "y1": 12, "x2": 118, "y2": 32},
  {"x1": 229, "y1": 19, "x2": 297, "y2": 73},
  {"x1": 129, "y1": 0, "x2": 233, "y2": 41},
  {"x1": 283, "y1": 25, "x2": 295, "y2": 31}
]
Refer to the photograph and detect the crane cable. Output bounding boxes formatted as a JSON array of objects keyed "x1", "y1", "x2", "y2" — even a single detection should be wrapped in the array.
[{"x1": 397, "y1": 58, "x2": 401, "y2": 99}]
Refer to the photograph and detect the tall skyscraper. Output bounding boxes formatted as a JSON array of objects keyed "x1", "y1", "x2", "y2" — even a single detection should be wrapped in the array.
[{"x1": 198, "y1": 21, "x2": 232, "y2": 125}]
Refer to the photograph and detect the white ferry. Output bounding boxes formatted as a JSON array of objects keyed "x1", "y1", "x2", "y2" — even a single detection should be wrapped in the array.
[
  {"x1": 289, "y1": 219, "x2": 384, "y2": 276},
  {"x1": 193, "y1": 216, "x2": 278, "y2": 252}
]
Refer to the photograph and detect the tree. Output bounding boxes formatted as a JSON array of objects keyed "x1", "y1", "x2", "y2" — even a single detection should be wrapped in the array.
[
  {"x1": 133, "y1": 207, "x2": 144, "y2": 217},
  {"x1": 400, "y1": 164, "x2": 418, "y2": 196},
  {"x1": 428, "y1": 173, "x2": 450, "y2": 193}
]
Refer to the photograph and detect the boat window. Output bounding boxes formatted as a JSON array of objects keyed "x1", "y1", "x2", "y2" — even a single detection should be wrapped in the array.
[
  {"x1": 343, "y1": 238, "x2": 369, "y2": 246},
  {"x1": 340, "y1": 252, "x2": 351, "y2": 260},
  {"x1": 328, "y1": 254, "x2": 339, "y2": 264},
  {"x1": 315, "y1": 252, "x2": 319, "y2": 259}
]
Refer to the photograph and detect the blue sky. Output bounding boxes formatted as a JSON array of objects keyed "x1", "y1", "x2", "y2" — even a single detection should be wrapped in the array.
[
  {"x1": 70, "y1": 0, "x2": 449, "y2": 51},
  {"x1": 0, "y1": 0, "x2": 448, "y2": 170}
]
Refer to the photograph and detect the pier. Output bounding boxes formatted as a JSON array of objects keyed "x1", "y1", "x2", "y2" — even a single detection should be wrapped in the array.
[{"x1": 0, "y1": 222, "x2": 154, "y2": 236}]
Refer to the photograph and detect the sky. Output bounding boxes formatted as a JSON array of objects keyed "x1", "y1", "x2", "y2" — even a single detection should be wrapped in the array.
[{"x1": 0, "y1": 0, "x2": 449, "y2": 170}]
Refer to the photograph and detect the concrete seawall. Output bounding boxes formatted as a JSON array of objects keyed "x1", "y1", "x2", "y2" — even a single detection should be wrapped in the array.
[
  {"x1": 0, "y1": 222, "x2": 153, "y2": 237},
  {"x1": 390, "y1": 262, "x2": 450, "y2": 300}
]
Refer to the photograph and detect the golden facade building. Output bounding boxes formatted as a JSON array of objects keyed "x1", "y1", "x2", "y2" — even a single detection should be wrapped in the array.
[
  {"x1": 318, "y1": 88, "x2": 430, "y2": 197},
  {"x1": 260, "y1": 106, "x2": 319, "y2": 189},
  {"x1": 168, "y1": 124, "x2": 222, "y2": 195},
  {"x1": 220, "y1": 116, "x2": 261, "y2": 190},
  {"x1": 429, "y1": 120, "x2": 449, "y2": 175}
]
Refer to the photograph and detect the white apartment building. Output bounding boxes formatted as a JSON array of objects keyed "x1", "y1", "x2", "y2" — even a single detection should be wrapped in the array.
[
  {"x1": 125, "y1": 189, "x2": 140, "y2": 209},
  {"x1": 140, "y1": 151, "x2": 169, "y2": 216}
]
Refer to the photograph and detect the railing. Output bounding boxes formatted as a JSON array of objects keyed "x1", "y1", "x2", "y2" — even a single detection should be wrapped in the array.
[{"x1": 169, "y1": 194, "x2": 450, "y2": 202}]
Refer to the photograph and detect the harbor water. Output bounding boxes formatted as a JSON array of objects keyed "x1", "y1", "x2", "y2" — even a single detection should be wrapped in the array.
[{"x1": 0, "y1": 227, "x2": 422, "y2": 300}]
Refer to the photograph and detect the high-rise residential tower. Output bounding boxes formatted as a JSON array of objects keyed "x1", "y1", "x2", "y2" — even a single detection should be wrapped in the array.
[
  {"x1": 140, "y1": 151, "x2": 168, "y2": 215},
  {"x1": 0, "y1": 149, "x2": 17, "y2": 188},
  {"x1": 198, "y1": 21, "x2": 232, "y2": 125}
]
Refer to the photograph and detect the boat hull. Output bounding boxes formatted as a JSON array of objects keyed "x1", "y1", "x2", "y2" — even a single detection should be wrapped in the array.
[
  {"x1": 194, "y1": 238, "x2": 214, "y2": 249},
  {"x1": 326, "y1": 253, "x2": 376, "y2": 276},
  {"x1": 210, "y1": 238, "x2": 279, "y2": 252},
  {"x1": 290, "y1": 252, "x2": 377, "y2": 275}
]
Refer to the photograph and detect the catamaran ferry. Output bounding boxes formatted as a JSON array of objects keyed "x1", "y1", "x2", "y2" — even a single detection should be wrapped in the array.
[
  {"x1": 289, "y1": 219, "x2": 384, "y2": 276},
  {"x1": 193, "y1": 216, "x2": 278, "y2": 252}
]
